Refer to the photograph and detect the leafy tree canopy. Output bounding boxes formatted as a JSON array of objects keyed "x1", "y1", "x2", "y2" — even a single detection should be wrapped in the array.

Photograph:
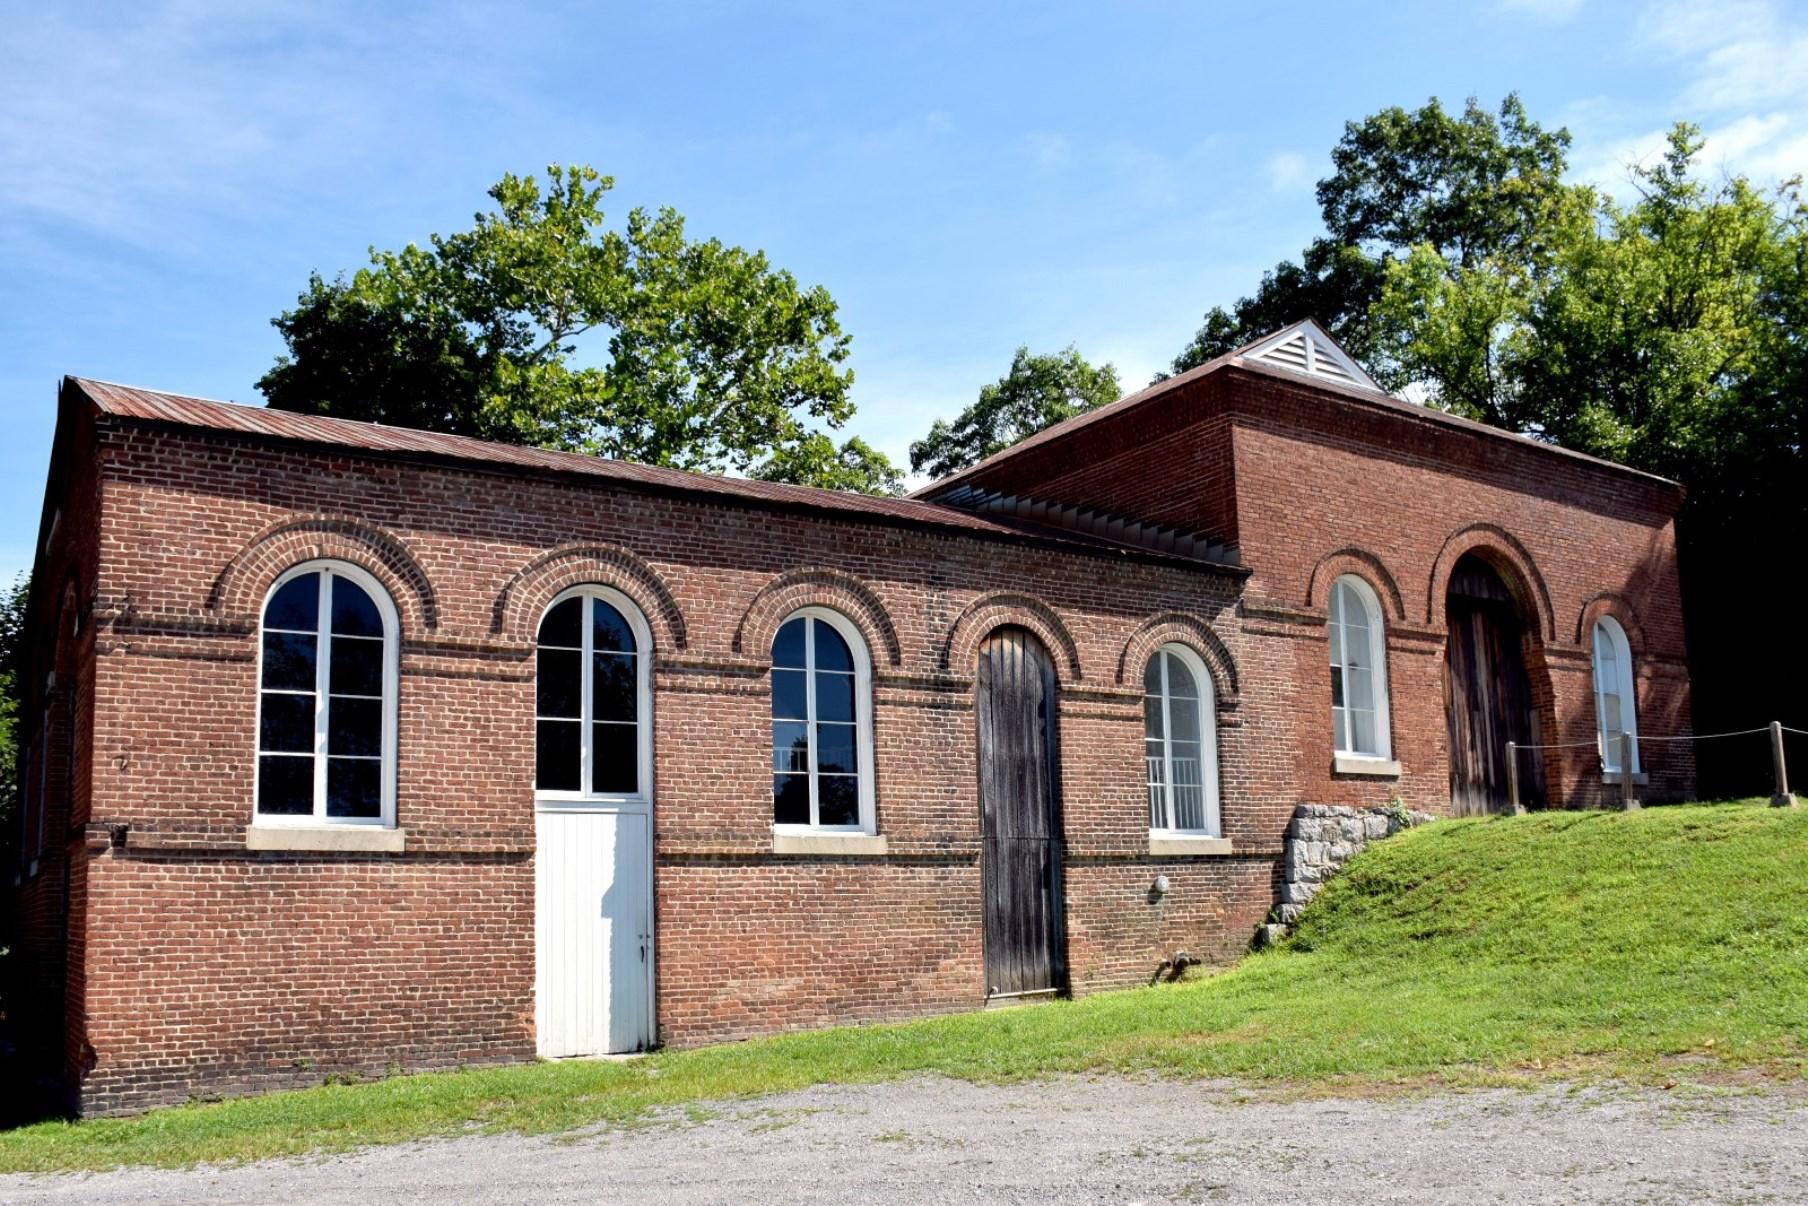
[
  {"x1": 1166, "y1": 94, "x2": 1572, "y2": 382},
  {"x1": 261, "y1": 166, "x2": 898, "y2": 492},
  {"x1": 908, "y1": 346, "x2": 1121, "y2": 480},
  {"x1": 0, "y1": 573, "x2": 27, "y2": 870},
  {"x1": 750, "y1": 433, "x2": 903, "y2": 496},
  {"x1": 1377, "y1": 125, "x2": 1803, "y2": 484}
]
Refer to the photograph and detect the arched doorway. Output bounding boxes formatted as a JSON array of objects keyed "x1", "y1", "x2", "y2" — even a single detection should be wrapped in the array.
[
  {"x1": 1444, "y1": 554, "x2": 1545, "y2": 814},
  {"x1": 975, "y1": 626, "x2": 1066, "y2": 1000}
]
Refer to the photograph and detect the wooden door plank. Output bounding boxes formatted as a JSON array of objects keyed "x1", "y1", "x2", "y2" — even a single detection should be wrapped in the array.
[{"x1": 977, "y1": 628, "x2": 1063, "y2": 997}]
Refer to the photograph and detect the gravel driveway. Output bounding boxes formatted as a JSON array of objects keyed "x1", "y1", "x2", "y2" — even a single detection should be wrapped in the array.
[{"x1": 5, "y1": 1075, "x2": 1805, "y2": 1204}]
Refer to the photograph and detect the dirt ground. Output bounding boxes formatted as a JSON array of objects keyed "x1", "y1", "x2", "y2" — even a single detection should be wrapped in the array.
[{"x1": 5, "y1": 1074, "x2": 1806, "y2": 1204}]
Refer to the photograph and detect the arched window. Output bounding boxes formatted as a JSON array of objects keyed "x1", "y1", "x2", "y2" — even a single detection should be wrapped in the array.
[
  {"x1": 535, "y1": 587, "x2": 652, "y2": 800},
  {"x1": 256, "y1": 562, "x2": 398, "y2": 825},
  {"x1": 1329, "y1": 575, "x2": 1392, "y2": 762},
  {"x1": 1591, "y1": 616, "x2": 1639, "y2": 774},
  {"x1": 1144, "y1": 643, "x2": 1220, "y2": 836},
  {"x1": 771, "y1": 608, "x2": 875, "y2": 832}
]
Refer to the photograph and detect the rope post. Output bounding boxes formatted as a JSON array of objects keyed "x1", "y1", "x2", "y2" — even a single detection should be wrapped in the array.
[
  {"x1": 1771, "y1": 721, "x2": 1797, "y2": 809},
  {"x1": 1619, "y1": 731, "x2": 1640, "y2": 811},
  {"x1": 1506, "y1": 742, "x2": 1523, "y2": 814}
]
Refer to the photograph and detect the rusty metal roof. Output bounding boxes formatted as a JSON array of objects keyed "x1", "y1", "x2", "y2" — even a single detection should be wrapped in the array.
[{"x1": 66, "y1": 376, "x2": 1241, "y2": 571}]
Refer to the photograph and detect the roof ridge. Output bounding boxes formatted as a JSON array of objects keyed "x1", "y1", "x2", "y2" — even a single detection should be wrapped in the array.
[{"x1": 67, "y1": 374, "x2": 243, "y2": 407}]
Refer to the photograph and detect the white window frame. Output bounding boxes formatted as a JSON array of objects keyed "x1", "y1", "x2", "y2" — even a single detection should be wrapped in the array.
[
  {"x1": 770, "y1": 606, "x2": 877, "y2": 836},
  {"x1": 1145, "y1": 643, "x2": 1222, "y2": 838},
  {"x1": 253, "y1": 560, "x2": 400, "y2": 828},
  {"x1": 1329, "y1": 575, "x2": 1393, "y2": 762},
  {"x1": 1591, "y1": 616, "x2": 1640, "y2": 774},
  {"x1": 532, "y1": 585, "x2": 654, "y2": 809}
]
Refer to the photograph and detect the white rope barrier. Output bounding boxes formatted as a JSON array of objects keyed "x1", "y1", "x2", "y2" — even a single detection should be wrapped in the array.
[
  {"x1": 1506, "y1": 721, "x2": 1799, "y2": 811},
  {"x1": 1638, "y1": 727, "x2": 1773, "y2": 742}
]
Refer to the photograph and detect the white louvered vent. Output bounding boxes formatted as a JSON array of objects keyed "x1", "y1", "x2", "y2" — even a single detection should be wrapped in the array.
[{"x1": 1242, "y1": 320, "x2": 1382, "y2": 393}]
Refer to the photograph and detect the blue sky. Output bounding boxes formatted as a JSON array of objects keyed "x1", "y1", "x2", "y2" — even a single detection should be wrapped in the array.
[{"x1": 4, "y1": 0, "x2": 1806, "y2": 582}]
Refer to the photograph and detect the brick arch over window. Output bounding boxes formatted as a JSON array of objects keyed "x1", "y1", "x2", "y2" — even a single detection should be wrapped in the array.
[
  {"x1": 36, "y1": 571, "x2": 83, "y2": 690},
  {"x1": 494, "y1": 543, "x2": 686, "y2": 651},
  {"x1": 942, "y1": 592, "x2": 1083, "y2": 683},
  {"x1": 1115, "y1": 613, "x2": 1239, "y2": 706},
  {"x1": 1576, "y1": 592, "x2": 1646, "y2": 652},
  {"x1": 734, "y1": 568, "x2": 900, "y2": 668},
  {"x1": 1306, "y1": 547, "x2": 1408, "y2": 623},
  {"x1": 1426, "y1": 523, "x2": 1556, "y2": 642},
  {"x1": 210, "y1": 516, "x2": 437, "y2": 632}
]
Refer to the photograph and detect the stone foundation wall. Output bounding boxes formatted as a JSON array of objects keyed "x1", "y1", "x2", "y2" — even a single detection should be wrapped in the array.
[{"x1": 1260, "y1": 804, "x2": 1437, "y2": 944}]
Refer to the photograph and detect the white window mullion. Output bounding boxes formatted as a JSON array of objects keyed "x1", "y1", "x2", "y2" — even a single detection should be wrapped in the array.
[
  {"x1": 804, "y1": 618, "x2": 820, "y2": 827},
  {"x1": 1158, "y1": 654, "x2": 1176, "y2": 832},
  {"x1": 580, "y1": 596, "x2": 595, "y2": 796},
  {"x1": 313, "y1": 570, "x2": 332, "y2": 821}
]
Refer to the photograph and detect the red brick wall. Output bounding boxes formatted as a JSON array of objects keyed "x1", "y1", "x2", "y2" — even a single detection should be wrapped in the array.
[
  {"x1": 9, "y1": 396, "x2": 103, "y2": 1111},
  {"x1": 29, "y1": 351, "x2": 1696, "y2": 1115},
  {"x1": 1221, "y1": 368, "x2": 1693, "y2": 811},
  {"x1": 59, "y1": 416, "x2": 1266, "y2": 1113},
  {"x1": 946, "y1": 364, "x2": 1694, "y2": 814},
  {"x1": 79, "y1": 854, "x2": 535, "y2": 1116},
  {"x1": 933, "y1": 384, "x2": 1242, "y2": 544}
]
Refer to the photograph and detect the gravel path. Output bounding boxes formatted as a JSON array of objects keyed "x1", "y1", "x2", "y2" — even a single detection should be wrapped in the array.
[{"x1": 5, "y1": 1075, "x2": 1806, "y2": 1204}]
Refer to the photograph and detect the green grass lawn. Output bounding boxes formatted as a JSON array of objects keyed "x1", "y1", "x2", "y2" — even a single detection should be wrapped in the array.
[{"x1": 5, "y1": 800, "x2": 1807, "y2": 1174}]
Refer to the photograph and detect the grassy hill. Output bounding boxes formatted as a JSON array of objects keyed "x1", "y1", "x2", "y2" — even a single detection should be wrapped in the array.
[{"x1": 4, "y1": 801, "x2": 1805, "y2": 1171}]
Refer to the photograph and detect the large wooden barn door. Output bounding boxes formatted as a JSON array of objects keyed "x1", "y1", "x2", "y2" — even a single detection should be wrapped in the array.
[
  {"x1": 976, "y1": 627, "x2": 1066, "y2": 1000},
  {"x1": 1444, "y1": 556, "x2": 1541, "y2": 816}
]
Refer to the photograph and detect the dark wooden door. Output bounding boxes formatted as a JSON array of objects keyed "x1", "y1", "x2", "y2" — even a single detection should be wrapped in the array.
[
  {"x1": 1445, "y1": 558, "x2": 1542, "y2": 815},
  {"x1": 976, "y1": 627, "x2": 1065, "y2": 998}
]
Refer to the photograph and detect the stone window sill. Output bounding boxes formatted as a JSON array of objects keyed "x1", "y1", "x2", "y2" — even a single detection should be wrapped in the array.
[
  {"x1": 1148, "y1": 835, "x2": 1233, "y2": 856},
  {"x1": 1333, "y1": 756, "x2": 1402, "y2": 778},
  {"x1": 772, "y1": 831, "x2": 888, "y2": 856},
  {"x1": 246, "y1": 825, "x2": 407, "y2": 853},
  {"x1": 1602, "y1": 770, "x2": 1650, "y2": 786}
]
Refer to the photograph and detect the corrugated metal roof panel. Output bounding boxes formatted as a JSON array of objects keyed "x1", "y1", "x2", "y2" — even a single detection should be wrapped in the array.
[{"x1": 66, "y1": 376, "x2": 1242, "y2": 569}]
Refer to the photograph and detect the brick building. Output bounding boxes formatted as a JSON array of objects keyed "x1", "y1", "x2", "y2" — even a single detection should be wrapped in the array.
[{"x1": 11, "y1": 320, "x2": 1692, "y2": 1115}]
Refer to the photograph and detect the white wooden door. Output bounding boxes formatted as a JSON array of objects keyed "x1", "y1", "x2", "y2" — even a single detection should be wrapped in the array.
[{"x1": 534, "y1": 808, "x2": 653, "y2": 1056}]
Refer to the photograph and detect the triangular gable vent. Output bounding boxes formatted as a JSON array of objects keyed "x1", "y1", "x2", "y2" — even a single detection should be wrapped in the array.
[{"x1": 1241, "y1": 320, "x2": 1383, "y2": 393}]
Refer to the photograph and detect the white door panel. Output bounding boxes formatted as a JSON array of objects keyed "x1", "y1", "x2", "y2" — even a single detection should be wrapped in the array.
[{"x1": 535, "y1": 808, "x2": 652, "y2": 1056}]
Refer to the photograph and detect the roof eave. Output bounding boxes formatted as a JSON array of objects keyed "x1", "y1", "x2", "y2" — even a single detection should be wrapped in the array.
[
  {"x1": 85, "y1": 398, "x2": 1247, "y2": 577},
  {"x1": 1219, "y1": 359, "x2": 1684, "y2": 495}
]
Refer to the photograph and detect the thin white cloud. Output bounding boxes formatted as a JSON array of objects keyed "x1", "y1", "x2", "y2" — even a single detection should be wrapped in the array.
[
  {"x1": 1497, "y1": 0, "x2": 1585, "y2": 21},
  {"x1": 1569, "y1": 0, "x2": 1808, "y2": 192},
  {"x1": 1022, "y1": 131, "x2": 1071, "y2": 167},
  {"x1": 1573, "y1": 114, "x2": 1808, "y2": 197},
  {"x1": 1638, "y1": 1, "x2": 1808, "y2": 112},
  {"x1": 0, "y1": 3, "x2": 539, "y2": 249},
  {"x1": 1263, "y1": 151, "x2": 1312, "y2": 195}
]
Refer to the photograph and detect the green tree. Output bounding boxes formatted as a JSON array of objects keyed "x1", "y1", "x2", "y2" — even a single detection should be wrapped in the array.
[
  {"x1": 1167, "y1": 94, "x2": 1572, "y2": 384},
  {"x1": 0, "y1": 573, "x2": 27, "y2": 872},
  {"x1": 909, "y1": 346, "x2": 1121, "y2": 480},
  {"x1": 1512, "y1": 128, "x2": 1782, "y2": 470},
  {"x1": 261, "y1": 165, "x2": 898, "y2": 492},
  {"x1": 1378, "y1": 123, "x2": 1808, "y2": 782},
  {"x1": 751, "y1": 433, "x2": 904, "y2": 495}
]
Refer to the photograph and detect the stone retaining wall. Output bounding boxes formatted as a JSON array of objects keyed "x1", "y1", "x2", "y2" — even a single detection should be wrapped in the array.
[{"x1": 1259, "y1": 804, "x2": 1437, "y2": 946}]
